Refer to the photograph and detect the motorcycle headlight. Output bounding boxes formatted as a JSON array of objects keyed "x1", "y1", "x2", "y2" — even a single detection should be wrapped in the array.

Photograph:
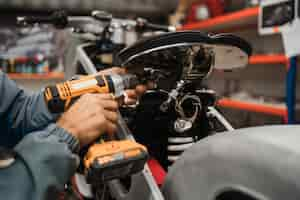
[{"x1": 118, "y1": 31, "x2": 252, "y2": 90}]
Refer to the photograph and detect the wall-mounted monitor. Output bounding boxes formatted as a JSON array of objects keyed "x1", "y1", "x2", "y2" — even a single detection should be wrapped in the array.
[{"x1": 259, "y1": 0, "x2": 297, "y2": 35}]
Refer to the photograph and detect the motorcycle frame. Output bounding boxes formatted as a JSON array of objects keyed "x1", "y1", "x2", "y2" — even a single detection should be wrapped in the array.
[{"x1": 73, "y1": 38, "x2": 236, "y2": 200}]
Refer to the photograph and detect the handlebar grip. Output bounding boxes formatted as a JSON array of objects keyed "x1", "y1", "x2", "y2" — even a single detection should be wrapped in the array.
[
  {"x1": 17, "y1": 16, "x2": 53, "y2": 25},
  {"x1": 17, "y1": 11, "x2": 68, "y2": 29}
]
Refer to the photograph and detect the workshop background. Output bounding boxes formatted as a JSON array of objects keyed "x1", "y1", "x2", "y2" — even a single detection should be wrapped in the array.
[{"x1": 0, "y1": 0, "x2": 298, "y2": 128}]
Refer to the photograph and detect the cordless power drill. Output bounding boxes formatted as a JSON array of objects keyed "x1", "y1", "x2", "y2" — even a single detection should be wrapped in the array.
[
  {"x1": 44, "y1": 73, "x2": 148, "y2": 185},
  {"x1": 44, "y1": 73, "x2": 138, "y2": 113}
]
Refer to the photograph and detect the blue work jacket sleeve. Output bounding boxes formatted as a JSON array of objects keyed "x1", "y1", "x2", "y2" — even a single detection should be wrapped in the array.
[{"x1": 0, "y1": 71, "x2": 58, "y2": 146}]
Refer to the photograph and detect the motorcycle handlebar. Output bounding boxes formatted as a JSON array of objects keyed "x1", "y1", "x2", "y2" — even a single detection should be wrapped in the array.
[
  {"x1": 17, "y1": 11, "x2": 68, "y2": 29},
  {"x1": 17, "y1": 10, "x2": 175, "y2": 33}
]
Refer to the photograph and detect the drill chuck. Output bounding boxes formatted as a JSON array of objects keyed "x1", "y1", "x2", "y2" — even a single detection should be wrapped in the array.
[{"x1": 109, "y1": 74, "x2": 139, "y2": 97}]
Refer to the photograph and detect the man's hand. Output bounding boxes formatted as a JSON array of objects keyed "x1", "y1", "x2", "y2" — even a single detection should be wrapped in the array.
[
  {"x1": 123, "y1": 86, "x2": 147, "y2": 105},
  {"x1": 57, "y1": 93, "x2": 118, "y2": 147}
]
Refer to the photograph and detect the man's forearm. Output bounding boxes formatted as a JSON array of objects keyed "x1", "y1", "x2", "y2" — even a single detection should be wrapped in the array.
[
  {"x1": 0, "y1": 124, "x2": 79, "y2": 200},
  {"x1": 0, "y1": 72, "x2": 58, "y2": 146}
]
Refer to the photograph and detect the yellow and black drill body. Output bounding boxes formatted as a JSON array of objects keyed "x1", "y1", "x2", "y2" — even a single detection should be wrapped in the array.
[
  {"x1": 44, "y1": 73, "x2": 138, "y2": 113},
  {"x1": 44, "y1": 73, "x2": 148, "y2": 184}
]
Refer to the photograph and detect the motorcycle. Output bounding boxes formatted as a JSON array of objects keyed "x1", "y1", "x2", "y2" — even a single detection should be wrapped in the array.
[
  {"x1": 17, "y1": 11, "x2": 300, "y2": 200},
  {"x1": 116, "y1": 29, "x2": 300, "y2": 200}
]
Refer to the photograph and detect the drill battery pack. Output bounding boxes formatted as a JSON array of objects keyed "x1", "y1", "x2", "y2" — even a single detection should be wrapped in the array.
[{"x1": 84, "y1": 140, "x2": 148, "y2": 184}]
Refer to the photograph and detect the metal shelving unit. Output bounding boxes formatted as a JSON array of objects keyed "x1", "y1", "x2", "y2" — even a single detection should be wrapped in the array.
[
  {"x1": 179, "y1": 7, "x2": 259, "y2": 32},
  {"x1": 218, "y1": 98, "x2": 287, "y2": 117},
  {"x1": 249, "y1": 54, "x2": 288, "y2": 65},
  {"x1": 8, "y1": 72, "x2": 64, "y2": 80}
]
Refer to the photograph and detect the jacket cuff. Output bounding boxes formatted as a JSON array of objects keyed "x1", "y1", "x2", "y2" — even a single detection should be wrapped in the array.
[{"x1": 45, "y1": 124, "x2": 80, "y2": 153}]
